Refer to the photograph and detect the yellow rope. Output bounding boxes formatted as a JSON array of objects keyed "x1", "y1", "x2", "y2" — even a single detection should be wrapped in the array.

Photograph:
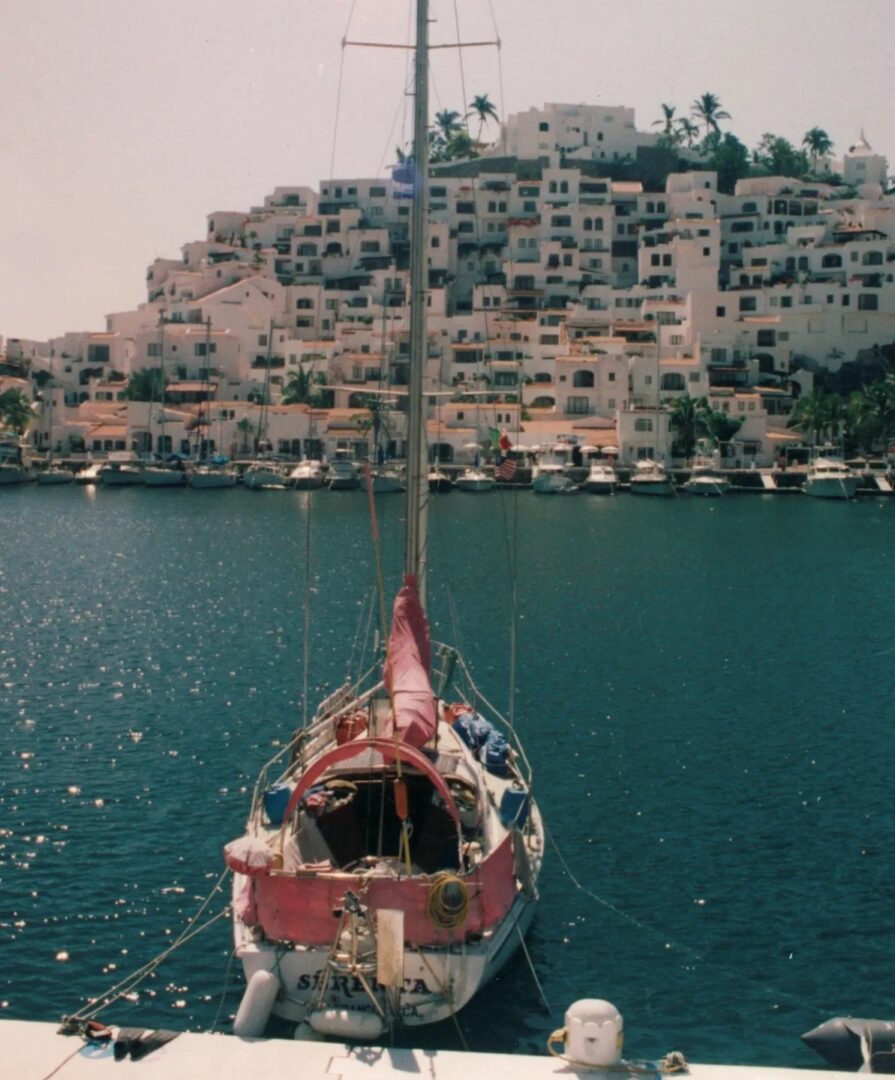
[{"x1": 426, "y1": 873, "x2": 470, "y2": 930}]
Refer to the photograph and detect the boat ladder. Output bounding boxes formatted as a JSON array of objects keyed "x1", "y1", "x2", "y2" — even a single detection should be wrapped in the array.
[{"x1": 760, "y1": 473, "x2": 778, "y2": 490}]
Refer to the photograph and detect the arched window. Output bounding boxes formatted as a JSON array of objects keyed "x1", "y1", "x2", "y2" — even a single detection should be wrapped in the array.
[
  {"x1": 863, "y1": 250, "x2": 883, "y2": 266},
  {"x1": 533, "y1": 372, "x2": 552, "y2": 383},
  {"x1": 530, "y1": 395, "x2": 555, "y2": 408},
  {"x1": 821, "y1": 254, "x2": 842, "y2": 268},
  {"x1": 573, "y1": 370, "x2": 594, "y2": 388}
]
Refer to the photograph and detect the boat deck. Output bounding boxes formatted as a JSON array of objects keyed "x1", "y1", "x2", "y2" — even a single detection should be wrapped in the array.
[{"x1": 2, "y1": 1020, "x2": 857, "y2": 1079}]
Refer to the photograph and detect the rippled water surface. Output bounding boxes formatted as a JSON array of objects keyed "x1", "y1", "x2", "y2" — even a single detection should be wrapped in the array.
[{"x1": 2, "y1": 484, "x2": 894, "y2": 1067}]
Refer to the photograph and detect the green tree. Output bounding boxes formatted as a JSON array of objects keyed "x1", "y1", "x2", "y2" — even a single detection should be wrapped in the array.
[
  {"x1": 0, "y1": 388, "x2": 34, "y2": 434},
  {"x1": 706, "y1": 133, "x2": 751, "y2": 194},
  {"x1": 691, "y1": 92, "x2": 731, "y2": 136},
  {"x1": 802, "y1": 127, "x2": 833, "y2": 172},
  {"x1": 669, "y1": 394, "x2": 706, "y2": 458},
  {"x1": 281, "y1": 367, "x2": 315, "y2": 405},
  {"x1": 652, "y1": 103, "x2": 677, "y2": 137},
  {"x1": 676, "y1": 117, "x2": 700, "y2": 148},
  {"x1": 848, "y1": 375, "x2": 895, "y2": 453},
  {"x1": 236, "y1": 417, "x2": 255, "y2": 454},
  {"x1": 466, "y1": 94, "x2": 498, "y2": 141},
  {"x1": 787, "y1": 390, "x2": 846, "y2": 445},
  {"x1": 697, "y1": 401, "x2": 743, "y2": 448},
  {"x1": 126, "y1": 367, "x2": 165, "y2": 402},
  {"x1": 434, "y1": 109, "x2": 461, "y2": 143},
  {"x1": 753, "y1": 133, "x2": 809, "y2": 177}
]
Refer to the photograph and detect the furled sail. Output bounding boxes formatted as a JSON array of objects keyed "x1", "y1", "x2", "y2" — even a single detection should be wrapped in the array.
[{"x1": 384, "y1": 574, "x2": 436, "y2": 747}]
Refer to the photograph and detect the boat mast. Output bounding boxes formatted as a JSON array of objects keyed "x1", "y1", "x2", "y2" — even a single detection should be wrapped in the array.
[{"x1": 404, "y1": 0, "x2": 429, "y2": 599}]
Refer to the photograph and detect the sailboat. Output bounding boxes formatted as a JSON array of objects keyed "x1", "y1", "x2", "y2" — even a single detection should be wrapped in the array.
[
  {"x1": 189, "y1": 321, "x2": 238, "y2": 489},
  {"x1": 224, "y1": 3, "x2": 543, "y2": 1039},
  {"x1": 243, "y1": 325, "x2": 287, "y2": 490},
  {"x1": 143, "y1": 318, "x2": 187, "y2": 487},
  {"x1": 36, "y1": 367, "x2": 73, "y2": 484}
]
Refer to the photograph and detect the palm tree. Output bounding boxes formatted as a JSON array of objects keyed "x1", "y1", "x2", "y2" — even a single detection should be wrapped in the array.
[
  {"x1": 676, "y1": 117, "x2": 701, "y2": 148},
  {"x1": 466, "y1": 94, "x2": 498, "y2": 141},
  {"x1": 434, "y1": 109, "x2": 462, "y2": 144},
  {"x1": 669, "y1": 394, "x2": 706, "y2": 458},
  {"x1": 697, "y1": 401, "x2": 743, "y2": 448},
  {"x1": 787, "y1": 390, "x2": 846, "y2": 446},
  {"x1": 0, "y1": 388, "x2": 34, "y2": 434},
  {"x1": 125, "y1": 367, "x2": 165, "y2": 402},
  {"x1": 802, "y1": 127, "x2": 833, "y2": 172},
  {"x1": 691, "y1": 92, "x2": 731, "y2": 136},
  {"x1": 236, "y1": 417, "x2": 255, "y2": 454},
  {"x1": 282, "y1": 367, "x2": 314, "y2": 405},
  {"x1": 849, "y1": 376, "x2": 895, "y2": 453},
  {"x1": 652, "y1": 103, "x2": 677, "y2": 136}
]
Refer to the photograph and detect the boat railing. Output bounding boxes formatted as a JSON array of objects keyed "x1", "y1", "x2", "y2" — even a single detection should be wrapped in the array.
[{"x1": 247, "y1": 663, "x2": 383, "y2": 819}]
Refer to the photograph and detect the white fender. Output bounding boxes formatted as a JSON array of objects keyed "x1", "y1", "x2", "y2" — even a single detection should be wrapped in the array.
[
  {"x1": 233, "y1": 969, "x2": 279, "y2": 1038},
  {"x1": 308, "y1": 1008, "x2": 385, "y2": 1040}
]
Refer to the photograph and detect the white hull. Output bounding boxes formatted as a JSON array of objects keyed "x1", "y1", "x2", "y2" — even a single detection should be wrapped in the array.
[
  {"x1": 234, "y1": 885, "x2": 538, "y2": 1029},
  {"x1": 455, "y1": 469, "x2": 495, "y2": 492},
  {"x1": 372, "y1": 470, "x2": 406, "y2": 494},
  {"x1": 683, "y1": 478, "x2": 729, "y2": 497},
  {"x1": 629, "y1": 479, "x2": 675, "y2": 496},
  {"x1": 189, "y1": 468, "x2": 238, "y2": 489},
  {"x1": 74, "y1": 464, "x2": 103, "y2": 484},
  {"x1": 805, "y1": 477, "x2": 858, "y2": 499},
  {"x1": 99, "y1": 468, "x2": 143, "y2": 486},
  {"x1": 289, "y1": 463, "x2": 325, "y2": 490},
  {"x1": 582, "y1": 466, "x2": 617, "y2": 494},
  {"x1": 0, "y1": 466, "x2": 32, "y2": 485},
  {"x1": 36, "y1": 468, "x2": 74, "y2": 485},
  {"x1": 143, "y1": 467, "x2": 187, "y2": 487},
  {"x1": 532, "y1": 472, "x2": 575, "y2": 494},
  {"x1": 243, "y1": 466, "x2": 286, "y2": 490}
]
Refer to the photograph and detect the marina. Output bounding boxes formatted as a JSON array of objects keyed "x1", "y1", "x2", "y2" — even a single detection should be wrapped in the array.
[{"x1": 2, "y1": 486, "x2": 894, "y2": 1070}]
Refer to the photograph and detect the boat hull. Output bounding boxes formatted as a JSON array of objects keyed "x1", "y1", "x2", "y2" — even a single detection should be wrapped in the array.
[
  {"x1": 0, "y1": 466, "x2": 32, "y2": 485},
  {"x1": 683, "y1": 479, "x2": 728, "y2": 497},
  {"x1": 629, "y1": 480, "x2": 675, "y2": 496},
  {"x1": 532, "y1": 472, "x2": 575, "y2": 494},
  {"x1": 243, "y1": 467, "x2": 286, "y2": 490},
  {"x1": 805, "y1": 478, "x2": 858, "y2": 499},
  {"x1": 99, "y1": 468, "x2": 143, "y2": 486},
  {"x1": 189, "y1": 468, "x2": 238, "y2": 489},
  {"x1": 143, "y1": 467, "x2": 187, "y2": 487},
  {"x1": 36, "y1": 469, "x2": 74, "y2": 485}
]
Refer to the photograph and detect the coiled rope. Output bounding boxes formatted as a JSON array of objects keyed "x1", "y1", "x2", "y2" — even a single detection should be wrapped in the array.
[{"x1": 427, "y1": 873, "x2": 470, "y2": 930}]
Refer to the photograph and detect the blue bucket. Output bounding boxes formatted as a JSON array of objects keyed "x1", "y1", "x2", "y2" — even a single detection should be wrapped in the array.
[
  {"x1": 263, "y1": 784, "x2": 292, "y2": 826},
  {"x1": 499, "y1": 787, "x2": 529, "y2": 828}
]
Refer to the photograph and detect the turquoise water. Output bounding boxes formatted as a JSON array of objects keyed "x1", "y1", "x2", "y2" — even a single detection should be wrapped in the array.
[{"x1": 2, "y1": 484, "x2": 894, "y2": 1067}]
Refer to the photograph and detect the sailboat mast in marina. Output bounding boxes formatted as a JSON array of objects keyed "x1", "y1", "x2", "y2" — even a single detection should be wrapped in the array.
[{"x1": 224, "y1": 0, "x2": 543, "y2": 1039}]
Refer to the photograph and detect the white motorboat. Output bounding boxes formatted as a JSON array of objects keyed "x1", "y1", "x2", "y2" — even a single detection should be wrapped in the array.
[
  {"x1": 531, "y1": 444, "x2": 576, "y2": 494},
  {"x1": 289, "y1": 460, "x2": 325, "y2": 490},
  {"x1": 683, "y1": 463, "x2": 729, "y2": 497},
  {"x1": 143, "y1": 461, "x2": 188, "y2": 487},
  {"x1": 804, "y1": 456, "x2": 857, "y2": 500},
  {"x1": 74, "y1": 462, "x2": 103, "y2": 485},
  {"x1": 371, "y1": 466, "x2": 406, "y2": 494},
  {"x1": 428, "y1": 468, "x2": 453, "y2": 492},
  {"x1": 225, "y1": 5, "x2": 542, "y2": 1039},
  {"x1": 0, "y1": 434, "x2": 32, "y2": 485},
  {"x1": 455, "y1": 467, "x2": 495, "y2": 492},
  {"x1": 327, "y1": 452, "x2": 360, "y2": 491},
  {"x1": 582, "y1": 461, "x2": 618, "y2": 494},
  {"x1": 243, "y1": 462, "x2": 287, "y2": 490},
  {"x1": 189, "y1": 462, "x2": 238, "y2": 489},
  {"x1": 98, "y1": 451, "x2": 144, "y2": 486},
  {"x1": 628, "y1": 459, "x2": 675, "y2": 496},
  {"x1": 36, "y1": 464, "x2": 74, "y2": 485}
]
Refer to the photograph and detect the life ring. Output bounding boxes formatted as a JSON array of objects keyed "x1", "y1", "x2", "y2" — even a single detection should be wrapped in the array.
[{"x1": 427, "y1": 873, "x2": 470, "y2": 930}]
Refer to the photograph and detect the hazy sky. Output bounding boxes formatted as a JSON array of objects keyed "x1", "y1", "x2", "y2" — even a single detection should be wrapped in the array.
[{"x1": 2, "y1": 0, "x2": 892, "y2": 343}]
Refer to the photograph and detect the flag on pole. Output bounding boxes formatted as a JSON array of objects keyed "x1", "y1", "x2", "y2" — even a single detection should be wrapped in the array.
[{"x1": 496, "y1": 457, "x2": 517, "y2": 482}]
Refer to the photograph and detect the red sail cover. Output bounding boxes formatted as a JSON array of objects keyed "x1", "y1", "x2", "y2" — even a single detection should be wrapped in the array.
[{"x1": 384, "y1": 575, "x2": 436, "y2": 748}]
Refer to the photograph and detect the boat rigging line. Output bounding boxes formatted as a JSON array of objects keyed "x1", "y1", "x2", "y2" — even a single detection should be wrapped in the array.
[
  {"x1": 59, "y1": 868, "x2": 232, "y2": 1030},
  {"x1": 542, "y1": 820, "x2": 836, "y2": 1024}
]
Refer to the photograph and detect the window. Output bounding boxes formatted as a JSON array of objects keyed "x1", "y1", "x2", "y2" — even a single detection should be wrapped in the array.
[
  {"x1": 634, "y1": 418, "x2": 653, "y2": 432},
  {"x1": 739, "y1": 296, "x2": 757, "y2": 312},
  {"x1": 573, "y1": 370, "x2": 594, "y2": 388},
  {"x1": 756, "y1": 330, "x2": 776, "y2": 347},
  {"x1": 370, "y1": 186, "x2": 386, "y2": 197},
  {"x1": 858, "y1": 293, "x2": 879, "y2": 311},
  {"x1": 716, "y1": 306, "x2": 726, "y2": 317},
  {"x1": 660, "y1": 373, "x2": 685, "y2": 391},
  {"x1": 689, "y1": 371, "x2": 700, "y2": 383},
  {"x1": 608, "y1": 371, "x2": 616, "y2": 382},
  {"x1": 567, "y1": 396, "x2": 589, "y2": 415},
  {"x1": 539, "y1": 122, "x2": 550, "y2": 132}
]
